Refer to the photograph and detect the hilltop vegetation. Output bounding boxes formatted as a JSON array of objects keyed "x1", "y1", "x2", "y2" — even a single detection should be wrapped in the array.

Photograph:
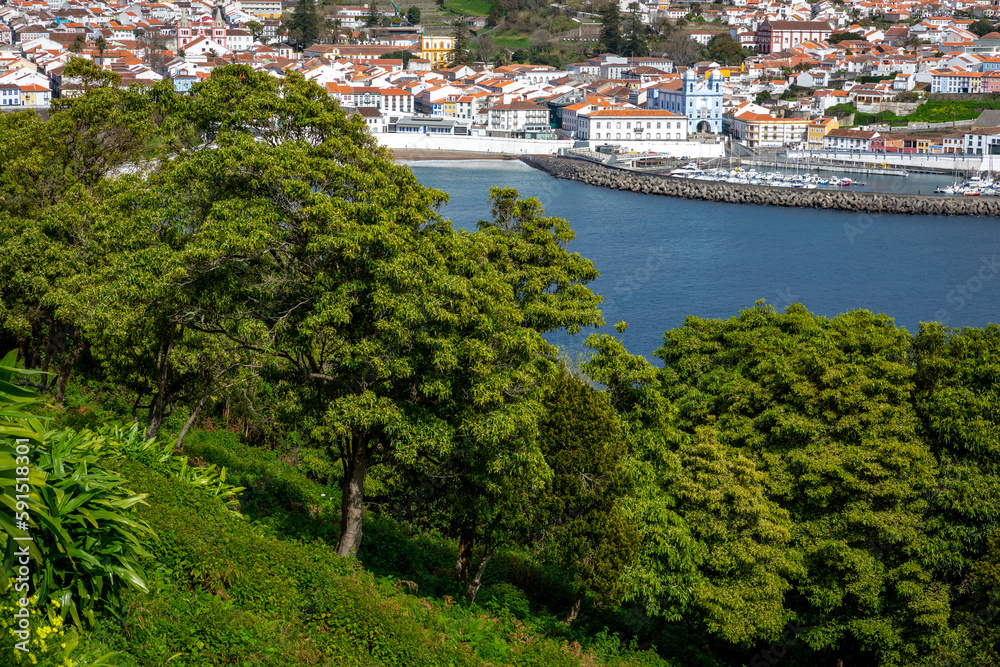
[{"x1": 1, "y1": 61, "x2": 1000, "y2": 667}]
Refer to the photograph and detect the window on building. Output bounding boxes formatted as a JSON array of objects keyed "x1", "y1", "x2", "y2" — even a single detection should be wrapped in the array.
[{"x1": 616, "y1": 122, "x2": 621, "y2": 128}]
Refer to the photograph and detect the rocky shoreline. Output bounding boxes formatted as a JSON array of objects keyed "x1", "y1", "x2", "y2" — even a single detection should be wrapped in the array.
[{"x1": 520, "y1": 155, "x2": 1000, "y2": 217}]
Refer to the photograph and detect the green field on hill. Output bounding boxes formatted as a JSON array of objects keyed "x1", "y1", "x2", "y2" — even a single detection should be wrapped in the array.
[{"x1": 444, "y1": 0, "x2": 494, "y2": 16}]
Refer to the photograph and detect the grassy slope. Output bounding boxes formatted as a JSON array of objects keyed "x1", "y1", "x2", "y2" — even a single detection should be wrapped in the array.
[
  {"x1": 848, "y1": 99, "x2": 1000, "y2": 127},
  {"x1": 443, "y1": 0, "x2": 493, "y2": 16},
  {"x1": 47, "y1": 382, "x2": 678, "y2": 667}
]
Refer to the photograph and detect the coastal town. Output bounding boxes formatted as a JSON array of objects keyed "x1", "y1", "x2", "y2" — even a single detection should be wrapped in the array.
[{"x1": 6, "y1": 0, "x2": 1000, "y2": 164}]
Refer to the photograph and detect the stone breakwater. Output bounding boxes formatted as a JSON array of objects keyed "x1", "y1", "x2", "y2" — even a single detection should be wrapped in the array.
[{"x1": 521, "y1": 155, "x2": 1000, "y2": 217}]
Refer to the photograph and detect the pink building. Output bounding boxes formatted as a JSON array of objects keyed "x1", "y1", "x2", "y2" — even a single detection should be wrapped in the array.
[{"x1": 178, "y1": 5, "x2": 228, "y2": 52}]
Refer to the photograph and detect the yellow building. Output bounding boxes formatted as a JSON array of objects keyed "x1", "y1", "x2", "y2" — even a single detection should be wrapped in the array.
[
  {"x1": 420, "y1": 35, "x2": 455, "y2": 68},
  {"x1": 241, "y1": 0, "x2": 283, "y2": 18},
  {"x1": 808, "y1": 117, "x2": 839, "y2": 151},
  {"x1": 20, "y1": 84, "x2": 51, "y2": 107}
]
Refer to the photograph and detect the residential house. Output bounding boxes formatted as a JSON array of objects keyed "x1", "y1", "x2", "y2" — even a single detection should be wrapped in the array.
[
  {"x1": 487, "y1": 100, "x2": 549, "y2": 137},
  {"x1": 347, "y1": 106, "x2": 384, "y2": 133},
  {"x1": 728, "y1": 104, "x2": 811, "y2": 147},
  {"x1": 822, "y1": 128, "x2": 885, "y2": 151},
  {"x1": 807, "y1": 116, "x2": 839, "y2": 150},
  {"x1": 942, "y1": 131, "x2": 965, "y2": 153},
  {"x1": 0, "y1": 83, "x2": 20, "y2": 105},
  {"x1": 964, "y1": 127, "x2": 1000, "y2": 154},
  {"x1": 930, "y1": 68, "x2": 984, "y2": 93}
]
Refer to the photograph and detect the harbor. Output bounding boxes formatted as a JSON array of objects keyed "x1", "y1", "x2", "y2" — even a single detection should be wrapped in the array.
[{"x1": 667, "y1": 165, "x2": 869, "y2": 190}]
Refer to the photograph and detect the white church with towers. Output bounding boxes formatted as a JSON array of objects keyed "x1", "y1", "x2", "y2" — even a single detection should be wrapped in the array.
[{"x1": 644, "y1": 70, "x2": 724, "y2": 135}]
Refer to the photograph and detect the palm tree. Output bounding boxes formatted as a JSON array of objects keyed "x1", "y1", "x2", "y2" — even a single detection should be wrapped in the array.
[
  {"x1": 324, "y1": 17, "x2": 342, "y2": 43},
  {"x1": 95, "y1": 36, "x2": 107, "y2": 64}
]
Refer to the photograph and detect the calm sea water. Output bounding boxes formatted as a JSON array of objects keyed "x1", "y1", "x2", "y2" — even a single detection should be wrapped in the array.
[{"x1": 407, "y1": 160, "x2": 1000, "y2": 360}]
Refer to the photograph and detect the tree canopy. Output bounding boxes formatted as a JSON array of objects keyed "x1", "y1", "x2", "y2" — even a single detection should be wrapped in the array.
[{"x1": 4, "y1": 60, "x2": 1000, "y2": 667}]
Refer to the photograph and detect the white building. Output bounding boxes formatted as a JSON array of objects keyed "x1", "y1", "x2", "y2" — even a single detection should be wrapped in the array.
[
  {"x1": 578, "y1": 109, "x2": 687, "y2": 142},
  {"x1": 486, "y1": 100, "x2": 549, "y2": 136}
]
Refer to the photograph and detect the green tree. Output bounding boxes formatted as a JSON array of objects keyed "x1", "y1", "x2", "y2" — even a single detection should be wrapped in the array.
[
  {"x1": 406, "y1": 5, "x2": 421, "y2": 24},
  {"x1": 382, "y1": 49, "x2": 413, "y2": 66},
  {"x1": 706, "y1": 33, "x2": 745, "y2": 65},
  {"x1": 913, "y1": 323, "x2": 1000, "y2": 572},
  {"x1": 970, "y1": 18, "x2": 995, "y2": 37},
  {"x1": 654, "y1": 304, "x2": 950, "y2": 664},
  {"x1": 245, "y1": 20, "x2": 264, "y2": 41},
  {"x1": 287, "y1": 0, "x2": 320, "y2": 47},
  {"x1": 404, "y1": 188, "x2": 604, "y2": 600},
  {"x1": 366, "y1": 0, "x2": 381, "y2": 27},
  {"x1": 0, "y1": 74, "x2": 172, "y2": 401},
  {"x1": 536, "y1": 368, "x2": 640, "y2": 625},
  {"x1": 623, "y1": 2, "x2": 649, "y2": 57},
  {"x1": 598, "y1": 2, "x2": 624, "y2": 54},
  {"x1": 583, "y1": 329, "x2": 796, "y2": 647},
  {"x1": 449, "y1": 20, "x2": 472, "y2": 65},
  {"x1": 127, "y1": 67, "x2": 602, "y2": 563},
  {"x1": 828, "y1": 30, "x2": 863, "y2": 43}
]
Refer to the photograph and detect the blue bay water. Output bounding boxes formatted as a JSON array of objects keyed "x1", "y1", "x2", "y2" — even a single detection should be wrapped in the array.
[{"x1": 407, "y1": 160, "x2": 1000, "y2": 360}]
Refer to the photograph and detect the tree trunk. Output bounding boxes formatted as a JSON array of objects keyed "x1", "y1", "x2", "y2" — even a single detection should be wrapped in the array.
[
  {"x1": 465, "y1": 548, "x2": 494, "y2": 604},
  {"x1": 455, "y1": 522, "x2": 475, "y2": 585},
  {"x1": 53, "y1": 332, "x2": 85, "y2": 403},
  {"x1": 146, "y1": 323, "x2": 178, "y2": 439},
  {"x1": 336, "y1": 437, "x2": 369, "y2": 557},
  {"x1": 563, "y1": 588, "x2": 586, "y2": 625},
  {"x1": 175, "y1": 369, "x2": 240, "y2": 451},
  {"x1": 174, "y1": 388, "x2": 212, "y2": 452},
  {"x1": 637, "y1": 616, "x2": 666, "y2": 651},
  {"x1": 40, "y1": 320, "x2": 63, "y2": 379}
]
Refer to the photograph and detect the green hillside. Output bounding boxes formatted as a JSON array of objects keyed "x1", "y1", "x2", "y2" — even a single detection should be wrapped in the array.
[{"x1": 1, "y1": 58, "x2": 1000, "y2": 667}]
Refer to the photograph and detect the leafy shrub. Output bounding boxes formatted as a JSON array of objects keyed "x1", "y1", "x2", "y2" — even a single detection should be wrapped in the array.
[
  {"x1": 480, "y1": 582, "x2": 532, "y2": 620},
  {"x1": 0, "y1": 583, "x2": 121, "y2": 667},
  {"x1": 98, "y1": 422, "x2": 244, "y2": 512},
  {"x1": 1, "y1": 353, "x2": 155, "y2": 627}
]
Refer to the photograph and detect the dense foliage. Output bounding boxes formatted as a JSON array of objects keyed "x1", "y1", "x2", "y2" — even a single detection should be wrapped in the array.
[{"x1": 1, "y1": 63, "x2": 999, "y2": 667}]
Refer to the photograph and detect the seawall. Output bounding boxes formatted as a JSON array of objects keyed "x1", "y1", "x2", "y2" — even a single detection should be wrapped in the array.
[{"x1": 520, "y1": 155, "x2": 1000, "y2": 217}]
